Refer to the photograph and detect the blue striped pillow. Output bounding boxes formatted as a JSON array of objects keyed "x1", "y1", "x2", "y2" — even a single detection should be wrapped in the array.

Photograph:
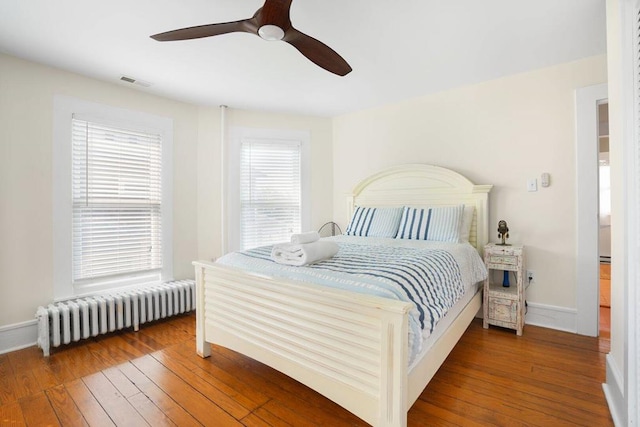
[
  {"x1": 345, "y1": 207, "x2": 403, "y2": 237},
  {"x1": 395, "y1": 205, "x2": 464, "y2": 242}
]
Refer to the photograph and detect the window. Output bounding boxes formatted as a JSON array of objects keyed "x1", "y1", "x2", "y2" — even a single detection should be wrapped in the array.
[
  {"x1": 53, "y1": 96, "x2": 173, "y2": 299},
  {"x1": 71, "y1": 118, "x2": 163, "y2": 283},
  {"x1": 240, "y1": 139, "x2": 302, "y2": 249},
  {"x1": 227, "y1": 127, "x2": 310, "y2": 252}
]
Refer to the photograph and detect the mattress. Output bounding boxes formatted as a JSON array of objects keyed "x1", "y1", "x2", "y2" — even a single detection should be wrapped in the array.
[{"x1": 216, "y1": 235, "x2": 487, "y2": 363}]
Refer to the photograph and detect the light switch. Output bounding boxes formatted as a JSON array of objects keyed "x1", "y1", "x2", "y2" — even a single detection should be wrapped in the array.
[{"x1": 527, "y1": 178, "x2": 538, "y2": 192}]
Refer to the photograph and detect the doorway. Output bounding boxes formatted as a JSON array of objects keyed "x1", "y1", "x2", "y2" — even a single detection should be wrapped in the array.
[{"x1": 597, "y1": 102, "x2": 611, "y2": 339}]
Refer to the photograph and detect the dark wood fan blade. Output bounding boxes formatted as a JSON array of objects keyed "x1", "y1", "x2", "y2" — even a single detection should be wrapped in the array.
[
  {"x1": 258, "y1": 0, "x2": 292, "y2": 29},
  {"x1": 283, "y1": 28, "x2": 352, "y2": 76},
  {"x1": 151, "y1": 19, "x2": 258, "y2": 41}
]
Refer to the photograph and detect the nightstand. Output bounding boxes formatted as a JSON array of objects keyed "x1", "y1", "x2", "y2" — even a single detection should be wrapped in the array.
[{"x1": 483, "y1": 243, "x2": 525, "y2": 335}]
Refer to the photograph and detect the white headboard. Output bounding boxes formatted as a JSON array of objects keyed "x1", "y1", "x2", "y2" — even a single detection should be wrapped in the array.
[{"x1": 346, "y1": 164, "x2": 493, "y2": 253}]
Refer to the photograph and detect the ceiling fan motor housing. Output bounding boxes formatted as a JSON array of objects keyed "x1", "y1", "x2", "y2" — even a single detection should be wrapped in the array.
[{"x1": 255, "y1": 0, "x2": 291, "y2": 40}]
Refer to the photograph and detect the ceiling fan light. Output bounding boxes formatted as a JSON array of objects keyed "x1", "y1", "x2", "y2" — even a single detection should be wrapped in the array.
[{"x1": 258, "y1": 25, "x2": 285, "y2": 41}]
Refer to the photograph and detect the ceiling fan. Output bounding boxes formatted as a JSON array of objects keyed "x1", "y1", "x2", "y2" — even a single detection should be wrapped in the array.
[{"x1": 151, "y1": 0, "x2": 352, "y2": 76}]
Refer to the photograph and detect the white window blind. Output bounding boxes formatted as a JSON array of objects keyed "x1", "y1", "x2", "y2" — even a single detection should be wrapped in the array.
[
  {"x1": 240, "y1": 139, "x2": 302, "y2": 249},
  {"x1": 72, "y1": 118, "x2": 163, "y2": 282}
]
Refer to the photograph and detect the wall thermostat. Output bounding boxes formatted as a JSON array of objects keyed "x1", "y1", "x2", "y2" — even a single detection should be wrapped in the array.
[{"x1": 541, "y1": 173, "x2": 550, "y2": 187}]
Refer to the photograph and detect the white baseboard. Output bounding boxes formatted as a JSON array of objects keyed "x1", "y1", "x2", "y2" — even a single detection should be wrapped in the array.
[
  {"x1": 525, "y1": 301, "x2": 577, "y2": 333},
  {"x1": 603, "y1": 353, "x2": 627, "y2": 427},
  {"x1": 0, "y1": 319, "x2": 38, "y2": 355}
]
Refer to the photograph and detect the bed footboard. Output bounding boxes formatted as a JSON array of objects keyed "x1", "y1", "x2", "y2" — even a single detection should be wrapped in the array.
[{"x1": 193, "y1": 261, "x2": 414, "y2": 427}]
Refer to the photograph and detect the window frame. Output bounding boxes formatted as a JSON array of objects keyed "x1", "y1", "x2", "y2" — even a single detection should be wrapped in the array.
[
  {"x1": 53, "y1": 96, "x2": 173, "y2": 300},
  {"x1": 227, "y1": 126, "x2": 311, "y2": 253}
]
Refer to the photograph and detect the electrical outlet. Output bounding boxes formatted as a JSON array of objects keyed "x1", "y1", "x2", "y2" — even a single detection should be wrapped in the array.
[{"x1": 527, "y1": 270, "x2": 535, "y2": 284}]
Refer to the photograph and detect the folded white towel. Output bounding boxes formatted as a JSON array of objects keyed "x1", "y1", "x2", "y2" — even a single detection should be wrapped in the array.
[
  {"x1": 290, "y1": 231, "x2": 320, "y2": 244},
  {"x1": 271, "y1": 241, "x2": 339, "y2": 266}
]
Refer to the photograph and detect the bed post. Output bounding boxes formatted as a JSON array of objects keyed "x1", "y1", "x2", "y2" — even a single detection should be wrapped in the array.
[
  {"x1": 473, "y1": 184, "x2": 493, "y2": 249},
  {"x1": 378, "y1": 311, "x2": 409, "y2": 427},
  {"x1": 195, "y1": 264, "x2": 211, "y2": 358}
]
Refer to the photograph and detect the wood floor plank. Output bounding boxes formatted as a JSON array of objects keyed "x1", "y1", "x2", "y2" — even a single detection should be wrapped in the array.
[
  {"x1": 0, "y1": 372, "x2": 19, "y2": 406},
  {"x1": 138, "y1": 322, "x2": 192, "y2": 347},
  {"x1": 132, "y1": 354, "x2": 242, "y2": 427},
  {"x1": 409, "y1": 399, "x2": 486, "y2": 427},
  {"x1": 58, "y1": 346, "x2": 107, "y2": 379},
  {"x1": 0, "y1": 401, "x2": 26, "y2": 427},
  {"x1": 102, "y1": 366, "x2": 141, "y2": 399},
  {"x1": 454, "y1": 334, "x2": 606, "y2": 382},
  {"x1": 118, "y1": 330, "x2": 165, "y2": 354},
  {"x1": 44, "y1": 346, "x2": 103, "y2": 384},
  {"x1": 45, "y1": 355, "x2": 78, "y2": 385},
  {"x1": 12, "y1": 369, "x2": 42, "y2": 401},
  {"x1": 259, "y1": 398, "x2": 367, "y2": 427},
  {"x1": 419, "y1": 384, "x2": 534, "y2": 427},
  {"x1": 116, "y1": 361, "x2": 202, "y2": 427},
  {"x1": 454, "y1": 329, "x2": 605, "y2": 370},
  {"x1": 64, "y1": 379, "x2": 115, "y2": 427},
  {"x1": 204, "y1": 344, "x2": 366, "y2": 426},
  {"x1": 45, "y1": 385, "x2": 88, "y2": 427},
  {"x1": 164, "y1": 343, "x2": 270, "y2": 411},
  {"x1": 450, "y1": 341, "x2": 607, "y2": 391},
  {"x1": 436, "y1": 365, "x2": 612, "y2": 425},
  {"x1": 82, "y1": 371, "x2": 149, "y2": 427},
  {"x1": 427, "y1": 374, "x2": 586, "y2": 427},
  {"x1": 151, "y1": 349, "x2": 253, "y2": 419},
  {"x1": 442, "y1": 358, "x2": 610, "y2": 416},
  {"x1": 91, "y1": 334, "x2": 147, "y2": 363},
  {"x1": 128, "y1": 392, "x2": 176, "y2": 427},
  {"x1": 239, "y1": 412, "x2": 275, "y2": 427},
  {"x1": 7, "y1": 347, "x2": 44, "y2": 374},
  {"x1": 32, "y1": 364, "x2": 61, "y2": 391},
  {"x1": 18, "y1": 392, "x2": 60, "y2": 427},
  {"x1": 0, "y1": 354, "x2": 9, "y2": 375}
]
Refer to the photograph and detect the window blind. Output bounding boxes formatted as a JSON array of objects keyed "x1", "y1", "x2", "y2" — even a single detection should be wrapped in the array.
[
  {"x1": 240, "y1": 139, "x2": 301, "y2": 249},
  {"x1": 72, "y1": 118, "x2": 163, "y2": 282}
]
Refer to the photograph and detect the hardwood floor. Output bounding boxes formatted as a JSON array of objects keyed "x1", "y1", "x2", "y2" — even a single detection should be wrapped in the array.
[{"x1": 0, "y1": 314, "x2": 613, "y2": 426}]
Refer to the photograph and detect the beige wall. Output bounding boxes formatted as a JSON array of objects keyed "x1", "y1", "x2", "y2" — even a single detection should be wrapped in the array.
[
  {"x1": 333, "y1": 55, "x2": 607, "y2": 311},
  {"x1": 0, "y1": 53, "x2": 334, "y2": 331},
  {"x1": 0, "y1": 53, "x2": 200, "y2": 327},
  {"x1": 196, "y1": 107, "x2": 334, "y2": 262}
]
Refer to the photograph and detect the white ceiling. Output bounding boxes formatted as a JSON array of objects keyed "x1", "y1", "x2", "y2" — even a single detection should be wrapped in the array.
[{"x1": 0, "y1": 0, "x2": 606, "y2": 117}]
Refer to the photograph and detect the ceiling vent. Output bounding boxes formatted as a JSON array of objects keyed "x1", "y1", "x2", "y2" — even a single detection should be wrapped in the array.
[{"x1": 120, "y1": 76, "x2": 151, "y2": 87}]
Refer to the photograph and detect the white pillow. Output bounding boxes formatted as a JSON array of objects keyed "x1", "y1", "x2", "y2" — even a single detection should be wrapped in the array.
[
  {"x1": 345, "y1": 206, "x2": 403, "y2": 237},
  {"x1": 395, "y1": 205, "x2": 464, "y2": 242},
  {"x1": 458, "y1": 205, "x2": 475, "y2": 243}
]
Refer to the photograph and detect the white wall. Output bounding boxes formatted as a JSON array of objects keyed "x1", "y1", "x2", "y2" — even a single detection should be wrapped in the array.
[
  {"x1": 333, "y1": 55, "x2": 607, "y2": 316},
  {"x1": 196, "y1": 107, "x2": 334, "y2": 262}
]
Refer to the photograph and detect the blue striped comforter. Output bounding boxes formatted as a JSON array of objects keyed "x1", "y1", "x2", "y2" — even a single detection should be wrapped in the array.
[{"x1": 216, "y1": 236, "x2": 487, "y2": 362}]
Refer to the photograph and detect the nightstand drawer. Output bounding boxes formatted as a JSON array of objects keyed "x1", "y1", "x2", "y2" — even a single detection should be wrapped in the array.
[
  {"x1": 488, "y1": 296, "x2": 517, "y2": 324},
  {"x1": 487, "y1": 255, "x2": 517, "y2": 266}
]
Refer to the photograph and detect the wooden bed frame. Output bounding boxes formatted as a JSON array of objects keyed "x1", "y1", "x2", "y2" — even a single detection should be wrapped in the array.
[{"x1": 193, "y1": 164, "x2": 492, "y2": 426}]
